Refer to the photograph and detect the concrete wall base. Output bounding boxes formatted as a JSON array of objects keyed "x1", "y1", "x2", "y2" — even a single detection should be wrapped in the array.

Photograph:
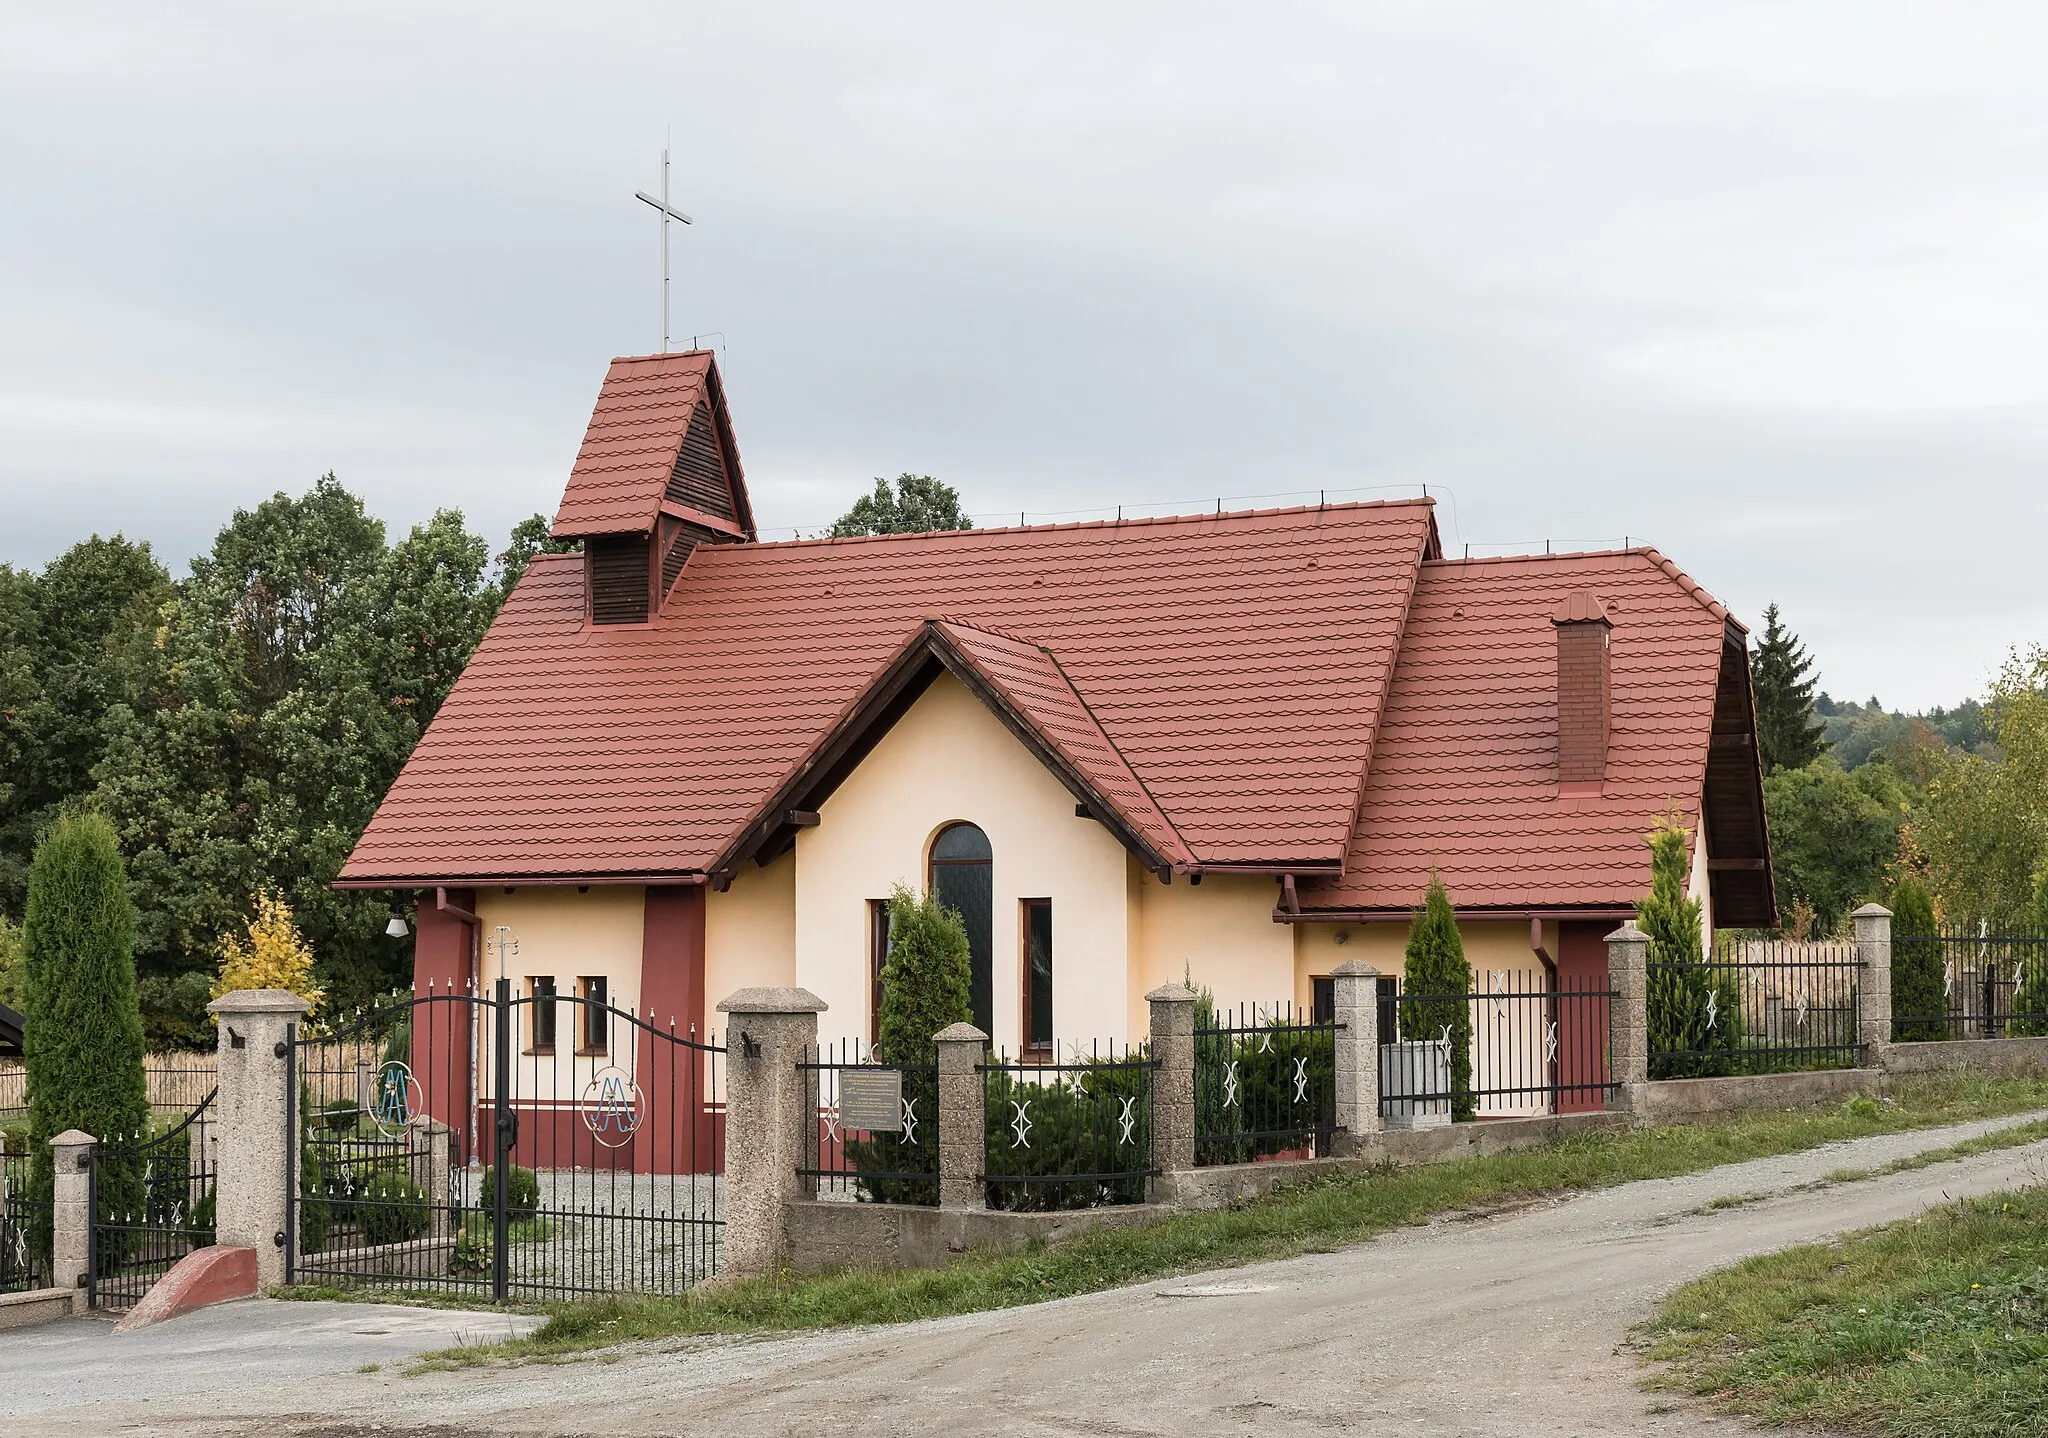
[
  {"x1": 1883, "y1": 1037, "x2": 2048, "y2": 1077},
  {"x1": 0, "y1": 1285, "x2": 84, "y2": 1330},
  {"x1": 784, "y1": 1199, "x2": 1165, "y2": 1274},
  {"x1": 1632, "y1": 1068, "x2": 1881, "y2": 1123}
]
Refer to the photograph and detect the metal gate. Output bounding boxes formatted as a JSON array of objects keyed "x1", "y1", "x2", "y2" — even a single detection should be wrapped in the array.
[
  {"x1": 88, "y1": 1091, "x2": 219, "y2": 1311},
  {"x1": 286, "y1": 979, "x2": 723, "y2": 1303}
]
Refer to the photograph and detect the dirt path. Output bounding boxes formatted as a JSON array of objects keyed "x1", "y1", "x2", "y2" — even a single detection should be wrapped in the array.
[{"x1": 9, "y1": 1111, "x2": 2046, "y2": 1437}]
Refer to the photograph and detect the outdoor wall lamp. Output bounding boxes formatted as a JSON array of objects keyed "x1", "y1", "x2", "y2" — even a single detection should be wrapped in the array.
[{"x1": 385, "y1": 912, "x2": 409, "y2": 938}]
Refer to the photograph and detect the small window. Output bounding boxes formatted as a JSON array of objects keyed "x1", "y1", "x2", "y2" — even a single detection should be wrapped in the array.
[
  {"x1": 869, "y1": 899, "x2": 894, "y2": 1048},
  {"x1": 1022, "y1": 899, "x2": 1052, "y2": 1057},
  {"x1": 1311, "y1": 975, "x2": 1334, "y2": 1027},
  {"x1": 528, "y1": 977, "x2": 558, "y2": 1052},
  {"x1": 577, "y1": 976, "x2": 609, "y2": 1054},
  {"x1": 1376, "y1": 977, "x2": 1400, "y2": 1044}
]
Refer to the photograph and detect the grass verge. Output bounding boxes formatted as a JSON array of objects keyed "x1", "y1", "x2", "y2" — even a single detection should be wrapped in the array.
[
  {"x1": 407, "y1": 1071, "x2": 2048, "y2": 1370},
  {"x1": 1642, "y1": 1179, "x2": 2048, "y2": 1438}
]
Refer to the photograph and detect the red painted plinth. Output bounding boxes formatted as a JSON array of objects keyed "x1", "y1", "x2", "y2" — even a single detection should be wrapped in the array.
[{"x1": 112, "y1": 1245, "x2": 258, "y2": 1332}]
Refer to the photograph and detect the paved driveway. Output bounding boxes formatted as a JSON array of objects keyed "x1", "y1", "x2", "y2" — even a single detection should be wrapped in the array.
[{"x1": 5, "y1": 1111, "x2": 2044, "y2": 1437}]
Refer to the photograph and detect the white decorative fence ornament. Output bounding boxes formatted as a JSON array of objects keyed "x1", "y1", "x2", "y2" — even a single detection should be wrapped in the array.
[
  {"x1": 1222, "y1": 1059, "x2": 1241, "y2": 1109},
  {"x1": 1008, "y1": 1099, "x2": 1033, "y2": 1150},
  {"x1": 1543, "y1": 1020, "x2": 1559, "y2": 1065},
  {"x1": 1117, "y1": 1096, "x2": 1138, "y2": 1146},
  {"x1": 1291, "y1": 1055, "x2": 1309, "y2": 1104},
  {"x1": 581, "y1": 1065, "x2": 645, "y2": 1148},
  {"x1": 899, "y1": 1095, "x2": 919, "y2": 1146}
]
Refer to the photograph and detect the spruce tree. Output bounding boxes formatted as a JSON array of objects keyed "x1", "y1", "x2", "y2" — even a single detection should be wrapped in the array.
[
  {"x1": 1400, "y1": 876, "x2": 1474, "y2": 1120},
  {"x1": 1641, "y1": 818, "x2": 1742, "y2": 1077},
  {"x1": 1751, "y1": 604, "x2": 1827, "y2": 773},
  {"x1": 1888, "y1": 875, "x2": 1946, "y2": 1041},
  {"x1": 23, "y1": 811, "x2": 149, "y2": 1252}
]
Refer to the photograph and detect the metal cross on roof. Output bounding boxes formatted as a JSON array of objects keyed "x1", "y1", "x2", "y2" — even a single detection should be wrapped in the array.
[{"x1": 635, "y1": 142, "x2": 694, "y2": 354}]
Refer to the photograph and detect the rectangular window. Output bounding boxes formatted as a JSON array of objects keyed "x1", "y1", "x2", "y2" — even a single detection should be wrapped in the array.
[
  {"x1": 869, "y1": 899, "x2": 893, "y2": 1048},
  {"x1": 1376, "y1": 976, "x2": 1400, "y2": 1045},
  {"x1": 577, "y1": 976, "x2": 609, "y2": 1054},
  {"x1": 1022, "y1": 899, "x2": 1053, "y2": 1057},
  {"x1": 528, "y1": 976, "x2": 558, "y2": 1052},
  {"x1": 1311, "y1": 975, "x2": 1334, "y2": 1027}
]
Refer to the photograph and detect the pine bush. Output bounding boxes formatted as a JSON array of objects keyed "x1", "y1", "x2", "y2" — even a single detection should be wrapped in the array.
[
  {"x1": 1889, "y1": 876, "x2": 1947, "y2": 1041},
  {"x1": 1399, "y1": 876, "x2": 1474, "y2": 1120},
  {"x1": 22, "y1": 812, "x2": 149, "y2": 1261}
]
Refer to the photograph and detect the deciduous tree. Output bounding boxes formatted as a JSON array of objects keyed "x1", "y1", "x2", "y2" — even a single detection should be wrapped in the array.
[{"x1": 829, "y1": 475, "x2": 972, "y2": 538}]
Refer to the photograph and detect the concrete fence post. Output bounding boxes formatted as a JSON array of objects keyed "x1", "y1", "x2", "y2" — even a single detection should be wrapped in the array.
[
  {"x1": 412, "y1": 1117, "x2": 454, "y2": 1236},
  {"x1": 1852, "y1": 903, "x2": 1894, "y2": 1068},
  {"x1": 208, "y1": 988, "x2": 311, "y2": 1289},
  {"x1": 1330, "y1": 960, "x2": 1382, "y2": 1150},
  {"x1": 1605, "y1": 922, "x2": 1650, "y2": 1114},
  {"x1": 715, "y1": 987, "x2": 825, "y2": 1278},
  {"x1": 1146, "y1": 984, "x2": 1197, "y2": 1192},
  {"x1": 49, "y1": 1129, "x2": 95, "y2": 1296},
  {"x1": 934, "y1": 1023, "x2": 988, "y2": 1210}
]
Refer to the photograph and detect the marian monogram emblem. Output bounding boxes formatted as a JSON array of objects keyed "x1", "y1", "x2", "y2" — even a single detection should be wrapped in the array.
[
  {"x1": 371, "y1": 1061, "x2": 422, "y2": 1138},
  {"x1": 581, "y1": 1066, "x2": 645, "y2": 1148}
]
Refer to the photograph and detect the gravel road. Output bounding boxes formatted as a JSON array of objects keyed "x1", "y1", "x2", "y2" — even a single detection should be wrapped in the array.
[{"x1": 6, "y1": 1109, "x2": 2044, "y2": 1437}]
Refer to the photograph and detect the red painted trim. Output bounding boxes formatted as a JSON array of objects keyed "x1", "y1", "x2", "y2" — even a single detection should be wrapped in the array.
[
  {"x1": 111, "y1": 1245, "x2": 257, "y2": 1331},
  {"x1": 334, "y1": 873, "x2": 709, "y2": 891}
]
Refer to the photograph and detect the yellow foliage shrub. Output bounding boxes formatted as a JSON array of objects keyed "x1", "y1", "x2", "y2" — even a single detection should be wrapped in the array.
[{"x1": 215, "y1": 891, "x2": 324, "y2": 1014}]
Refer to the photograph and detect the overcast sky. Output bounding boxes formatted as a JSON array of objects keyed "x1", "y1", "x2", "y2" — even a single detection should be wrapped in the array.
[{"x1": 4, "y1": 3, "x2": 2045, "y2": 710}]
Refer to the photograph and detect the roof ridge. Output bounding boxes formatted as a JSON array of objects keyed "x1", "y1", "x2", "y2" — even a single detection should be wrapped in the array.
[
  {"x1": 741, "y1": 496, "x2": 1437, "y2": 551},
  {"x1": 1421, "y1": 546, "x2": 1735, "y2": 626}
]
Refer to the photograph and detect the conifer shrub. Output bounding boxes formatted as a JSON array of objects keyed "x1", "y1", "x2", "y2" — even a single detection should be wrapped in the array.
[
  {"x1": 1888, "y1": 875, "x2": 1947, "y2": 1041},
  {"x1": 22, "y1": 812, "x2": 150, "y2": 1268},
  {"x1": 1399, "y1": 876, "x2": 1474, "y2": 1120},
  {"x1": 215, "y1": 890, "x2": 324, "y2": 1015},
  {"x1": 2012, "y1": 861, "x2": 2048, "y2": 1038},
  {"x1": 982, "y1": 1056, "x2": 1152, "y2": 1210},
  {"x1": 845, "y1": 884, "x2": 970, "y2": 1204},
  {"x1": 1641, "y1": 818, "x2": 1743, "y2": 1077}
]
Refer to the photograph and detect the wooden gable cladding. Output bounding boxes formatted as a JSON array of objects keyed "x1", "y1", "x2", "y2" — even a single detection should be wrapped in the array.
[
  {"x1": 588, "y1": 534, "x2": 652, "y2": 625},
  {"x1": 1702, "y1": 625, "x2": 1775, "y2": 928},
  {"x1": 660, "y1": 518, "x2": 696, "y2": 599},
  {"x1": 664, "y1": 389, "x2": 737, "y2": 521}
]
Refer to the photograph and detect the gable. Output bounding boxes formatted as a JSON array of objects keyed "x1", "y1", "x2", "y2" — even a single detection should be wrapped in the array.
[
  {"x1": 665, "y1": 402, "x2": 736, "y2": 521},
  {"x1": 552, "y1": 351, "x2": 753, "y2": 540}
]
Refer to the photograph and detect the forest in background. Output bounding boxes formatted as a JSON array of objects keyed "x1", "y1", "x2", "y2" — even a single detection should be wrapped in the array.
[{"x1": 0, "y1": 470, "x2": 2038, "y2": 1045}]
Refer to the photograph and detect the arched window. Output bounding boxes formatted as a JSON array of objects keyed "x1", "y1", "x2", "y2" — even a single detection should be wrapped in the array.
[{"x1": 929, "y1": 823, "x2": 993, "y2": 1036}]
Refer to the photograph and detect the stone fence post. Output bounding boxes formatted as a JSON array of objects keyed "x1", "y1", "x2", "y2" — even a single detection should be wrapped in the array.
[
  {"x1": 715, "y1": 987, "x2": 824, "y2": 1277},
  {"x1": 1330, "y1": 960, "x2": 1382, "y2": 1150},
  {"x1": 1605, "y1": 922, "x2": 1649, "y2": 1114},
  {"x1": 935, "y1": 1023, "x2": 988, "y2": 1210},
  {"x1": 1147, "y1": 984, "x2": 1196, "y2": 1194},
  {"x1": 1853, "y1": 903, "x2": 1893, "y2": 1067},
  {"x1": 49, "y1": 1129, "x2": 94, "y2": 1296},
  {"x1": 209, "y1": 988, "x2": 310, "y2": 1289}
]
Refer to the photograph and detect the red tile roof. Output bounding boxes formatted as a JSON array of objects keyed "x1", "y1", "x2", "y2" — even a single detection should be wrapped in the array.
[
  {"x1": 551, "y1": 351, "x2": 727, "y2": 538},
  {"x1": 340, "y1": 501, "x2": 1439, "y2": 884},
  {"x1": 1296, "y1": 549, "x2": 1736, "y2": 917},
  {"x1": 933, "y1": 620, "x2": 1194, "y2": 869}
]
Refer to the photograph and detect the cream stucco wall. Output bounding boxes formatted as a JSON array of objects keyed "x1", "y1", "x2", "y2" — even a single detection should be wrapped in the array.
[
  {"x1": 1130, "y1": 867, "x2": 1296, "y2": 1032},
  {"x1": 794, "y1": 671, "x2": 1133, "y2": 1052},
  {"x1": 473, "y1": 885, "x2": 646, "y2": 1095},
  {"x1": 1290, "y1": 918, "x2": 1560, "y2": 997},
  {"x1": 706, "y1": 848, "x2": 796, "y2": 1012}
]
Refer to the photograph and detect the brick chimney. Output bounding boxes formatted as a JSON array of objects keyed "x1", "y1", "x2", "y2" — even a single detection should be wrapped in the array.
[{"x1": 1552, "y1": 590, "x2": 1612, "y2": 791}]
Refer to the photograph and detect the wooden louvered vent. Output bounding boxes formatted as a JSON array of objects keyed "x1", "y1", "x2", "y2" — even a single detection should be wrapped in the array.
[
  {"x1": 661, "y1": 530, "x2": 695, "y2": 597},
  {"x1": 664, "y1": 403, "x2": 736, "y2": 520},
  {"x1": 588, "y1": 534, "x2": 651, "y2": 625}
]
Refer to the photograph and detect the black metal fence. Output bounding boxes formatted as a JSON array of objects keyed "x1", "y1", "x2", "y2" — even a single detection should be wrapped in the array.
[
  {"x1": 289, "y1": 980, "x2": 723, "y2": 1304},
  {"x1": 1, "y1": 1142, "x2": 52, "y2": 1295},
  {"x1": 798, "y1": 1040, "x2": 939, "y2": 1205},
  {"x1": 89, "y1": 1091, "x2": 219, "y2": 1310},
  {"x1": 1378, "y1": 972, "x2": 1615, "y2": 1119},
  {"x1": 1649, "y1": 941, "x2": 1861, "y2": 1077},
  {"x1": 980, "y1": 1043, "x2": 1155, "y2": 1211},
  {"x1": 1892, "y1": 931, "x2": 2048, "y2": 1042},
  {"x1": 1196, "y1": 1002, "x2": 1339, "y2": 1164}
]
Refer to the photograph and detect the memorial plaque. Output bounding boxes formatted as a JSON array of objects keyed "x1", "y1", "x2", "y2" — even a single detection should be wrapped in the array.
[{"x1": 838, "y1": 1067, "x2": 903, "y2": 1133}]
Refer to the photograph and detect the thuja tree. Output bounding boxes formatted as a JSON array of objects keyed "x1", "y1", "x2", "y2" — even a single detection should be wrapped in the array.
[
  {"x1": 1889, "y1": 875, "x2": 1946, "y2": 1041},
  {"x1": 1400, "y1": 876, "x2": 1474, "y2": 1120},
  {"x1": 2013, "y1": 862, "x2": 2048, "y2": 1038},
  {"x1": 1642, "y1": 819, "x2": 1743, "y2": 1078},
  {"x1": 23, "y1": 812, "x2": 149, "y2": 1258},
  {"x1": 848, "y1": 884, "x2": 971, "y2": 1202}
]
